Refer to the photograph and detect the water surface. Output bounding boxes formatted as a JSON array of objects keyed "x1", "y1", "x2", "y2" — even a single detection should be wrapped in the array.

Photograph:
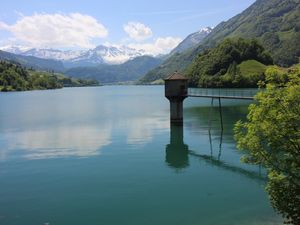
[{"x1": 0, "y1": 86, "x2": 282, "y2": 225}]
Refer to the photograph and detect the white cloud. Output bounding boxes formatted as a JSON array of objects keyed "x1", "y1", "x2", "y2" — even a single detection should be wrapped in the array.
[
  {"x1": 0, "y1": 13, "x2": 108, "y2": 49},
  {"x1": 128, "y1": 36, "x2": 182, "y2": 55},
  {"x1": 123, "y1": 22, "x2": 152, "y2": 41},
  {"x1": 0, "y1": 21, "x2": 9, "y2": 30}
]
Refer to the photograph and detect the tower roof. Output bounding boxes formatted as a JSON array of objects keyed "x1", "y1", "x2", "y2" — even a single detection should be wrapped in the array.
[{"x1": 164, "y1": 71, "x2": 188, "y2": 80}]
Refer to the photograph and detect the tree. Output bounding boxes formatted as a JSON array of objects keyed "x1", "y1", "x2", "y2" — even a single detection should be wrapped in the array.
[
  {"x1": 186, "y1": 38, "x2": 273, "y2": 88},
  {"x1": 234, "y1": 67, "x2": 300, "y2": 224}
]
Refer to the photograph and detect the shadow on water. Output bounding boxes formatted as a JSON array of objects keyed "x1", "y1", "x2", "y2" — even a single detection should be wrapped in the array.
[
  {"x1": 184, "y1": 104, "x2": 249, "y2": 137},
  {"x1": 165, "y1": 123, "x2": 266, "y2": 181}
]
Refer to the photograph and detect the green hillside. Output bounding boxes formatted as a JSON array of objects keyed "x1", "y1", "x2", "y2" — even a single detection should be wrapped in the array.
[
  {"x1": 0, "y1": 50, "x2": 65, "y2": 72},
  {"x1": 238, "y1": 60, "x2": 267, "y2": 75},
  {"x1": 186, "y1": 38, "x2": 273, "y2": 87},
  {"x1": 203, "y1": 0, "x2": 300, "y2": 67},
  {"x1": 141, "y1": 0, "x2": 300, "y2": 83},
  {"x1": 0, "y1": 60, "x2": 99, "y2": 92}
]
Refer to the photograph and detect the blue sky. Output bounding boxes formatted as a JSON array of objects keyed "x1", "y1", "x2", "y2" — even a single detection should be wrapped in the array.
[{"x1": 0, "y1": 0, "x2": 255, "y2": 53}]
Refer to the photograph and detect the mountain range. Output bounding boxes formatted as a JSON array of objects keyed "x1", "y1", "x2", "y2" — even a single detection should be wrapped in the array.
[
  {"x1": 0, "y1": 50, "x2": 65, "y2": 72},
  {"x1": 0, "y1": 26, "x2": 213, "y2": 69},
  {"x1": 2, "y1": 0, "x2": 299, "y2": 86},
  {"x1": 140, "y1": 0, "x2": 300, "y2": 83},
  {"x1": 0, "y1": 44, "x2": 147, "y2": 67},
  {"x1": 0, "y1": 26, "x2": 212, "y2": 83},
  {"x1": 65, "y1": 55, "x2": 162, "y2": 83}
]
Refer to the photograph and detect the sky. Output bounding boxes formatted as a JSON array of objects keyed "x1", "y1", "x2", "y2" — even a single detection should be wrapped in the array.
[{"x1": 0, "y1": 0, "x2": 256, "y2": 54}]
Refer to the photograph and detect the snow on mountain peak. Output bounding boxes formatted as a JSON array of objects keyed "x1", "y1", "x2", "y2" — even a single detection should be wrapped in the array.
[
  {"x1": 0, "y1": 45, "x2": 32, "y2": 54},
  {"x1": 70, "y1": 44, "x2": 146, "y2": 64},
  {"x1": 0, "y1": 44, "x2": 149, "y2": 65},
  {"x1": 198, "y1": 27, "x2": 213, "y2": 34},
  {"x1": 169, "y1": 26, "x2": 213, "y2": 55}
]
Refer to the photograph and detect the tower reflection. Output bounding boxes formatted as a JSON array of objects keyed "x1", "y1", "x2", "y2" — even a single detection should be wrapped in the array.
[
  {"x1": 165, "y1": 124, "x2": 189, "y2": 170},
  {"x1": 165, "y1": 124, "x2": 265, "y2": 181}
]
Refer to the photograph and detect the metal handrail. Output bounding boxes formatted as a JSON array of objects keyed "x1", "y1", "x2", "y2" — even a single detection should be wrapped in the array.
[{"x1": 188, "y1": 88, "x2": 259, "y2": 99}]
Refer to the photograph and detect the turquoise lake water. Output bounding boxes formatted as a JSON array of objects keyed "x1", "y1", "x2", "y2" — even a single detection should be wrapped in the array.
[{"x1": 0, "y1": 86, "x2": 282, "y2": 225}]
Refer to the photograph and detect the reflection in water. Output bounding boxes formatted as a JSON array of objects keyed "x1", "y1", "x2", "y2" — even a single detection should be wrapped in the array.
[
  {"x1": 2, "y1": 125, "x2": 112, "y2": 160},
  {"x1": 0, "y1": 114, "x2": 169, "y2": 161},
  {"x1": 207, "y1": 98, "x2": 224, "y2": 159},
  {"x1": 1, "y1": 116, "x2": 170, "y2": 161},
  {"x1": 185, "y1": 105, "x2": 249, "y2": 138},
  {"x1": 218, "y1": 129, "x2": 223, "y2": 160},
  {"x1": 165, "y1": 123, "x2": 265, "y2": 181},
  {"x1": 189, "y1": 151, "x2": 266, "y2": 181},
  {"x1": 165, "y1": 124, "x2": 189, "y2": 170},
  {"x1": 165, "y1": 122, "x2": 224, "y2": 171},
  {"x1": 208, "y1": 127, "x2": 223, "y2": 160},
  {"x1": 0, "y1": 87, "x2": 279, "y2": 225},
  {"x1": 126, "y1": 116, "x2": 169, "y2": 145}
]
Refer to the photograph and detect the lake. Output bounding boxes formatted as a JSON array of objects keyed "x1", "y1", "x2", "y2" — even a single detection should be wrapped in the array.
[{"x1": 0, "y1": 86, "x2": 282, "y2": 225}]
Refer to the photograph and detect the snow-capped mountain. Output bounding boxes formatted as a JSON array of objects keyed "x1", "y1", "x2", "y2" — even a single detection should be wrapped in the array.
[
  {"x1": 0, "y1": 27, "x2": 213, "y2": 66},
  {"x1": 0, "y1": 45, "x2": 147, "y2": 66},
  {"x1": 170, "y1": 27, "x2": 213, "y2": 54},
  {"x1": 71, "y1": 45, "x2": 146, "y2": 65},
  {"x1": 22, "y1": 48, "x2": 85, "y2": 61},
  {"x1": 0, "y1": 45, "x2": 32, "y2": 55}
]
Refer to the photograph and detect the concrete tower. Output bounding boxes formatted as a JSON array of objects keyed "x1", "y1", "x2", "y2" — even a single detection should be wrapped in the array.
[{"x1": 164, "y1": 71, "x2": 188, "y2": 124}]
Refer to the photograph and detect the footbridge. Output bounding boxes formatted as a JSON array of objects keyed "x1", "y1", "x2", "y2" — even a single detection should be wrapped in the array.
[
  {"x1": 164, "y1": 71, "x2": 259, "y2": 124},
  {"x1": 188, "y1": 88, "x2": 257, "y2": 100}
]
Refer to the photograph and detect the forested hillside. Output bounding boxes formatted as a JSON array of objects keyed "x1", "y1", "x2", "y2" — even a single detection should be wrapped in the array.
[
  {"x1": 0, "y1": 61, "x2": 99, "y2": 91},
  {"x1": 186, "y1": 38, "x2": 273, "y2": 87},
  {"x1": 141, "y1": 0, "x2": 300, "y2": 83},
  {"x1": 0, "y1": 50, "x2": 65, "y2": 72},
  {"x1": 202, "y1": 0, "x2": 300, "y2": 67}
]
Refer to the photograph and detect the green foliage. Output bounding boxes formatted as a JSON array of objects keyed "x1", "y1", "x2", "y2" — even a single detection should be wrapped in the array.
[
  {"x1": 0, "y1": 61, "x2": 30, "y2": 91},
  {"x1": 204, "y1": 0, "x2": 300, "y2": 67},
  {"x1": 60, "y1": 76, "x2": 99, "y2": 87},
  {"x1": 26, "y1": 70, "x2": 63, "y2": 90},
  {"x1": 0, "y1": 60, "x2": 99, "y2": 92},
  {"x1": 141, "y1": 0, "x2": 300, "y2": 82},
  {"x1": 140, "y1": 50, "x2": 194, "y2": 83},
  {"x1": 0, "y1": 50, "x2": 65, "y2": 72},
  {"x1": 234, "y1": 68, "x2": 300, "y2": 224},
  {"x1": 139, "y1": 46, "x2": 204, "y2": 83},
  {"x1": 238, "y1": 60, "x2": 267, "y2": 75},
  {"x1": 186, "y1": 38, "x2": 273, "y2": 87}
]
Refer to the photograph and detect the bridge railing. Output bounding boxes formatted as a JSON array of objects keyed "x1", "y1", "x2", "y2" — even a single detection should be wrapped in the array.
[{"x1": 188, "y1": 88, "x2": 259, "y2": 98}]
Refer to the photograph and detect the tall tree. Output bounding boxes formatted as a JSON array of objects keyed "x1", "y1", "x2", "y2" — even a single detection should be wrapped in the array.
[{"x1": 234, "y1": 67, "x2": 300, "y2": 224}]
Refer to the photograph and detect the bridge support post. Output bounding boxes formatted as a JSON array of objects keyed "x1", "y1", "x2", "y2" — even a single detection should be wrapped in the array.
[{"x1": 164, "y1": 72, "x2": 188, "y2": 125}]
